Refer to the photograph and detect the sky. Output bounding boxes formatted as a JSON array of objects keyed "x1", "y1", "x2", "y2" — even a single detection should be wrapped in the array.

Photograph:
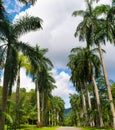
[{"x1": 2, "y1": 0, "x2": 115, "y2": 108}]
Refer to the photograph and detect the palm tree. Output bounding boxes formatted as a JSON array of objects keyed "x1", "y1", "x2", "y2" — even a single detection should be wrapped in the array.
[
  {"x1": 72, "y1": 0, "x2": 115, "y2": 128},
  {"x1": 26, "y1": 45, "x2": 54, "y2": 126},
  {"x1": 51, "y1": 96, "x2": 64, "y2": 126},
  {"x1": 14, "y1": 54, "x2": 31, "y2": 130},
  {"x1": 69, "y1": 94, "x2": 82, "y2": 126},
  {"x1": 0, "y1": 15, "x2": 42, "y2": 130},
  {"x1": 67, "y1": 52, "x2": 87, "y2": 125},
  {"x1": 39, "y1": 70, "x2": 56, "y2": 125},
  {"x1": 68, "y1": 46, "x2": 104, "y2": 127}
]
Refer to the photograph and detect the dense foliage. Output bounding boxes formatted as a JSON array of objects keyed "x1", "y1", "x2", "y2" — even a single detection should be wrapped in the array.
[
  {"x1": 0, "y1": 87, "x2": 65, "y2": 129},
  {"x1": 67, "y1": 0, "x2": 115, "y2": 129}
]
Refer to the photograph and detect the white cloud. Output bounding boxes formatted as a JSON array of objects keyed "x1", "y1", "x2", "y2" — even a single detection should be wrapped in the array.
[
  {"x1": 12, "y1": 0, "x2": 115, "y2": 108},
  {"x1": 19, "y1": 68, "x2": 76, "y2": 108},
  {"x1": 20, "y1": 68, "x2": 35, "y2": 91},
  {"x1": 52, "y1": 69, "x2": 76, "y2": 108},
  {"x1": 7, "y1": 67, "x2": 75, "y2": 108},
  {"x1": 15, "y1": 0, "x2": 84, "y2": 68}
]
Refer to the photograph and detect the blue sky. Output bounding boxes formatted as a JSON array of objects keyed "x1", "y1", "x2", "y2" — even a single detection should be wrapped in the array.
[
  {"x1": 2, "y1": 0, "x2": 115, "y2": 108},
  {"x1": 3, "y1": 0, "x2": 31, "y2": 20}
]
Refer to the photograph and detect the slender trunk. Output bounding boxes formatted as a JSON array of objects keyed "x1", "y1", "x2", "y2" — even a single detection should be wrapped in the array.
[
  {"x1": 41, "y1": 91, "x2": 44, "y2": 125},
  {"x1": 0, "y1": 47, "x2": 10, "y2": 130},
  {"x1": 92, "y1": 75, "x2": 104, "y2": 127},
  {"x1": 0, "y1": 67, "x2": 8, "y2": 130},
  {"x1": 52, "y1": 110, "x2": 53, "y2": 126},
  {"x1": 98, "y1": 44, "x2": 115, "y2": 130},
  {"x1": 36, "y1": 78, "x2": 40, "y2": 123},
  {"x1": 57, "y1": 112, "x2": 59, "y2": 125},
  {"x1": 81, "y1": 88, "x2": 87, "y2": 115},
  {"x1": 84, "y1": 82, "x2": 95, "y2": 127},
  {"x1": 80, "y1": 87, "x2": 87, "y2": 126},
  {"x1": 49, "y1": 110, "x2": 51, "y2": 125},
  {"x1": 55, "y1": 110, "x2": 57, "y2": 126},
  {"x1": 14, "y1": 68, "x2": 20, "y2": 130}
]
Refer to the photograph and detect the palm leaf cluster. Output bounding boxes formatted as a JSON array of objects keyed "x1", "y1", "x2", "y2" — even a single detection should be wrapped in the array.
[
  {"x1": 0, "y1": 0, "x2": 65, "y2": 130},
  {"x1": 68, "y1": 0, "x2": 115, "y2": 129}
]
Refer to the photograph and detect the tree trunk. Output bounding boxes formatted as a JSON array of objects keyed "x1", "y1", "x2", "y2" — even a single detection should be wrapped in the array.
[
  {"x1": 92, "y1": 75, "x2": 104, "y2": 127},
  {"x1": 41, "y1": 91, "x2": 44, "y2": 125},
  {"x1": 49, "y1": 110, "x2": 51, "y2": 125},
  {"x1": 0, "y1": 67, "x2": 8, "y2": 130},
  {"x1": 0, "y1": 48, "x2": 10, "y2": 130},
  {"x1": 57, "y1": 112, "x2": 59, "y2": 125},
  {"x1": 84, "y1": 82, "x2": 95, "y2": 127},
  {"x1": 51, "y1": 110, "x2": 54, "y2": 126},
  {"x1": 36, "y1": 78, "x2": 41, "y2": 123},
  {"x1": 14, "y1": 68, "x2": 20, "y2": 130},
  {"x1": 98, "y1": 44, "x2": 115, "y2": 130},
  {"x1": 80, "y1": 87, "x2": 87, "y2": 126}
]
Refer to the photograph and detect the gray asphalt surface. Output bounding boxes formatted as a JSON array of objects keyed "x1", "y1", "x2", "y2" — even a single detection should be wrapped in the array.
[{"x1": 56, "y1": 127, "x2": 81, "y2": 130}]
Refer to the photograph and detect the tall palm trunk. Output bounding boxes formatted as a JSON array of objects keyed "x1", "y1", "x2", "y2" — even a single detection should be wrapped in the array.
[
  {"x1": 14, "y1": 68, "x2": 20, "y2": 130},
  {"x1": 98, "y1": 43, "x2": 115, "y2": 129},
  {"x1": 0, "y1": 48, "x2": 10, "y2": 130},
  {"x1": 36, "y1": 78, "x2": 41, "y2": 124},
  {"x1": 81, "y1": 88, "x2": 87, "y2": 114},
  {"x1": 92, "y1": 75, "x2": 104, "y2": 127},
  {"x1": 0, "y1": 65, "x2": 8, "y2": 130},
  {"x1": 51, "y1": 110, "x2": 54, "y2": 126},
  {"x1": 41, "y1": 90, "x2": 44, "y2": 125},
  {"x1": 49, "y1": 110, "x2": 51, "y2": 125},
  {"x1": 57, "y1": 111, "x2": 59, "y2": 125},
  {"x1": 80, "y1": 87, "x2": 87, "y2": 126},
  {"x1": 84, "y1": 82, "x2": 95, "y2": 127}
]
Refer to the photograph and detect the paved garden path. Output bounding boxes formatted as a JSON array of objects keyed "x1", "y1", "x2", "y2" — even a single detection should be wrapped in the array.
[{"x1": 56, "y1": 127, "x2": 81, "y2": 130}]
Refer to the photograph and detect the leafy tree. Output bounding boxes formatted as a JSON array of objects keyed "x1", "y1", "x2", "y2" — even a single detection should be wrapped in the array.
[
  {"x1": 72, "y1": 0, "x2": 115, "y2": 128},
  {"x1": 26, "y1": 45, "x2": 54, "y2": 126},
  {"x1": 39, "y1": 70, "x2": 56, "y2": 125},
  {"x1": 51, "y1": 96, "x2": 65, "y2": 126},
  {"x1": 69, "y1": 94, "x2": 82, "y2": 126},
  {"x1": 68, "y1": 46, "x2": 103, "y2": 127},
  {"x1": 13, "y1": 54, "x2": 31, "y2": 129},
  {"x1": 0, "y1": 14, "x2": 42, "y2": 130}
]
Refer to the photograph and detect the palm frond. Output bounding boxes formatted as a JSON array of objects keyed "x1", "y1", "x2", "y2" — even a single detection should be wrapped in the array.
[
  {"x1": 71, "y1": 47, "x2": 82, "y2": 53},
  {"x1": 94, "y1": 4, "x2": 110, "y2": 16},
  {"x1": 18, "y1": 0, "x2": 37, "y2": 5},
  {"x1": 72, "y1": 10, "x2": 85, "y2": 17},
  {"x1": 13, "y1": 14, "x2": 43, "y2": 37},
  {"x1": 4, "y1": 112, "x2": 13, "y2": 124}
]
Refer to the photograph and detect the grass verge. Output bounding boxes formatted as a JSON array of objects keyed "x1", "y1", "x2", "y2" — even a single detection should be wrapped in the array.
[
  {"x1": 79, "y1": 126, "x2": 113, "y2": 130},
  {"x1": 19, "y1": 125, "x2": 59, "y2": 130}
]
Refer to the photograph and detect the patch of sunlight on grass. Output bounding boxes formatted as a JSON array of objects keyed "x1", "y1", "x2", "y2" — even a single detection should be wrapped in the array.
[{"x1": 20, "y1": 125, "x2": 59, "y2": 130}]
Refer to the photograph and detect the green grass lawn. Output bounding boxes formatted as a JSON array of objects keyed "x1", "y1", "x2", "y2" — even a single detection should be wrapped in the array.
[
  {"x1": 6, "y1": 125, "x2": 113, "y2": 130},
  {"x1": 79, "y1": 126, "x2": 113, "y2": 130},
  {"x1": 19, "y1": 125, "x2": 59, "y2": 130},
  {"x1": 19, "y1": 125, "x2": 113, "y2": 130}
]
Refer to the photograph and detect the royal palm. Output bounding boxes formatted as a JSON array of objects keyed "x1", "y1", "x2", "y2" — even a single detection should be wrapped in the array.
[
  {"x1": 27, "y1": 45, "x2": 54, "y2": 126},
  {"x1": 72, "y1": 0, "x2": 115, "y2": 129},
  {"x1": 68, "y1": 47, "x2": 103, "y2": 127},
  {"x1": 0, "y1": 14, "x2": 42, "y2": 130}
]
